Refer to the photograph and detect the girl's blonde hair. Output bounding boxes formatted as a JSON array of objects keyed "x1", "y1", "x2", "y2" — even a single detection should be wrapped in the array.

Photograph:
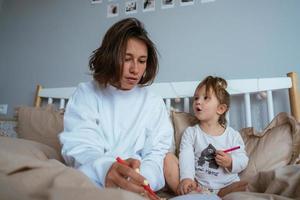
[{"x1": 196, "y1": 76, "x2": 230, "y2": 127}]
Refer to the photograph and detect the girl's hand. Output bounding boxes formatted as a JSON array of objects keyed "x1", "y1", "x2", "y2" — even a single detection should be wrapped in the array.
[
  {"x1": 105, "y1": 158, "x2": 146, "y2": 194},
  {"x1": 215, "y1": 150, "x2": 232, "y2": 171},
  {"x1": 176, "y1": 178, "x2": 198, "y2": 195}
]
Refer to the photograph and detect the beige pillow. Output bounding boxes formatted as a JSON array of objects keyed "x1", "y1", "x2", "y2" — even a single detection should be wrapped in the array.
[
  {"x1": 15, "y1": 105, "x2": 64, "y2": 156},
  {"x1": 171, "y1": 111, "x2": 198, "y2": 156},
  {"x1": 171, "y1": 111, "x2": 300, "y2": 180},
  {"x1": 239, "y1": 112, "x2": 300, "y2": 181},
  {"x1": 0, "y1": 136, "x2": 63, "y2": 174}
]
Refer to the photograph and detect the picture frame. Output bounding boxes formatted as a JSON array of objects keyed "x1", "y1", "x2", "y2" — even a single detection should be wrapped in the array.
[
  {"x1": 161, "y1": 0, "x2": 175, "y2": 9},
  {"x1": 107, "y1": 3, "x2": 119, "y2": 18},
  {"x1": 91, "y1": 0, "x2": 102, "y2": 4},
  {"x1": 201, "y1": 0, "x2": 216, "y2": 3},
  {"x1": 125, "y1": 0, "x2": 138, "y2": 15},
  {"x1": 143, "y1": 0, "x2": 155, "y2": 12},
  {"x1": 180, "y1": 0, "x2": 194, "y2": 6}
]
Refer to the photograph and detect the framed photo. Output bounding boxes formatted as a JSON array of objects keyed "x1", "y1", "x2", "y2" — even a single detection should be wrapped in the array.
[
  {"x1": 161, "y1": 0, "x2": 175, "y2": 9},
  {"x1": 107, "y1": 3, "x2": 119, "y2": 18},
  {"x1": 143, "y1": 0, "x2": 155, "y2": 12},
  {"x1": 201, "y1": 0, "x2": 216, "y2": 3},
  {"x1": 125, "y1": 0, "x2": 138, "y2": 15},
  {"x1": 180, "y1": 0, "x2": 194, "y2": 6},
  {"x1": 91, "y1": 0, "x2": 102, "y2": 4}
]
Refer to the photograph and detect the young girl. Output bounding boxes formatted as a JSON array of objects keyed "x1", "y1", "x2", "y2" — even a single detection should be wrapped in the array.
[{"x1": 164, "y1": 76, "x2": 248, "y2": 197}]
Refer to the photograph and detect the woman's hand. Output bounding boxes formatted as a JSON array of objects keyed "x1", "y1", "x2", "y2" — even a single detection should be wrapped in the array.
[
  {"x1": 215, "y1": 150, "x2": 232, "y2": 171},
  {"x1": 105, "y1": 158, "x2": 146, "y2": 194},
  {"x1": 176, "y1": 178, "x2": 198, "y2": 195}
]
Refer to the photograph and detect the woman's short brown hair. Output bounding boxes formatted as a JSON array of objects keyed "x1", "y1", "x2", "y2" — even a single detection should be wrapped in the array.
[{"x1": 89, "y1": 18, "x2": 158, "y2": 88}]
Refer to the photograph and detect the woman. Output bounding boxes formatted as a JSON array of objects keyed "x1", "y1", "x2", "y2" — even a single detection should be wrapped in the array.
[{"x1": 59, "y1": 18, "x2": 173, "y2": 198}]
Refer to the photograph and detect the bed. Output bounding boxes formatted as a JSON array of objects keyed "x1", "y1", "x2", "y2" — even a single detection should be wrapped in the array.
[
  {"x1": 1, "y1": 72, "x2": 300, "y2": 200},
  {"x1": 34, "y1": 72, "x2": 300, "y2": 124}
]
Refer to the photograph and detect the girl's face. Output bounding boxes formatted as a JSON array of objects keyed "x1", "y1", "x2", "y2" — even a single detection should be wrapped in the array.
[
  {"x1": 120, "y1": 37, "x2": 148, "y2": 90},
  {"x1": 193, "y1": 85, "x2": 222, "y2": 123}
]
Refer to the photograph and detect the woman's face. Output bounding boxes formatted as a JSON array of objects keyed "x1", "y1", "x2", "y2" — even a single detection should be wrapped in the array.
[{"x1": 120, "y1": 37, "x2": 148, "y2": 90}]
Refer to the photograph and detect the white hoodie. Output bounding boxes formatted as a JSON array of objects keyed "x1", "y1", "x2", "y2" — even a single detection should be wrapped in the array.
[{"x1": 59, "y1": 81, "x2": 173, "y2": 191}]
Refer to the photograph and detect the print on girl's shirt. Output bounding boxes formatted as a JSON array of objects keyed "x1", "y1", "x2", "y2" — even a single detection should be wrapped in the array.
[{"x1": 195, "y1": 144, "x2": 220, "y2": 177}]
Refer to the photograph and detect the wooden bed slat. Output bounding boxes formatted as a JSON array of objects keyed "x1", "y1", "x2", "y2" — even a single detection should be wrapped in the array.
[
  {"x1": 47, "y1": 98, "x2": 53, "y2": 105},
  {"x1": 226, "y1": 112, "x2": 230, "y2": 126},
  {"x1": 287, "y1": 72, "x2": 300, "y2": 122},
  {"x1": 165, "y1": 99, "x2": 171, "y2": 112},
  {"x1": 267, "y1": 90, "x2": 274, "y2": 122},
  {"x1": 59, "y1": 99, "x2": 65, "y2": 109},
  {"x1": 244, "y1": 93, "x2": 252, "y2": 127},
  {"x1": 183, "y1": 98, "x2": 189, "y2": 113},
  {"x1": 34, "y1": 85, "x2": 42, "y2": 107}
]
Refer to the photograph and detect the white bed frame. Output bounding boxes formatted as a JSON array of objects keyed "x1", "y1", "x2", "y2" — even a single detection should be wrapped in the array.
[{"x1": 34, "y1": 72, "x2": 300, "y2": 128}]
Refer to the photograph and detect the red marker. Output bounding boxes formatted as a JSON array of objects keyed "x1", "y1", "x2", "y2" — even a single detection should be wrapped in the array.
[
  {"x1": 223, "y1": 146, "x2": 240, "y2": 153},
  {"x1": 116, "y1": 157, "x2": 160, "y2": 200},
  {"x1": 116, "y1": 157, "x2": 128, "y2": 166}
]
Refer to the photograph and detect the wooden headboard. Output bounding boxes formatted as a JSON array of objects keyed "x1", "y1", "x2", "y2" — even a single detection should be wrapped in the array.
[
  {"x1": 287, "y1": 72, "x2": 300, "y2": 122},
  {"x1": 34, "y1": 72, "x2": 300, "y2": 125}
]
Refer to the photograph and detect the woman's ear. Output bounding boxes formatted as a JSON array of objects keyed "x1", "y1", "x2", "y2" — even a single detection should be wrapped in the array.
[{"x1": 217, "y1": 104, "x2": 227, "y2": 115}]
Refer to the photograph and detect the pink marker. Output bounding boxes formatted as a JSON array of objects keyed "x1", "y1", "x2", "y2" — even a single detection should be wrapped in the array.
[{"x1": 223, "y1": 146, "x2": 240, "y2": 153}]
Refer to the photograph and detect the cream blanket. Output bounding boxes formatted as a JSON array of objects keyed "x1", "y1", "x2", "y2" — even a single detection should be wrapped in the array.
[
  {"x1": 0, "y1": 136, "x2": 145, "y2": 200},
  {"x1": 224, "y1": 165, "x2": 300, "y2": 200},
  {"x1": 1, "y1": 112, "x2": 300, "y2": 200}
]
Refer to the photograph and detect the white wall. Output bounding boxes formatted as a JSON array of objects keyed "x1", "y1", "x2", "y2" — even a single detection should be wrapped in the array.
[{"x1": 0, "y1": 0, "x2": 299, "y2": 129}]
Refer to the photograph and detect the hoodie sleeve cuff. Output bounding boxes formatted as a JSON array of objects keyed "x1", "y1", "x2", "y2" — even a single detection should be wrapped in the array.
[{"x1": 78, "y1": 157, "x2": 115, "y2": 187}]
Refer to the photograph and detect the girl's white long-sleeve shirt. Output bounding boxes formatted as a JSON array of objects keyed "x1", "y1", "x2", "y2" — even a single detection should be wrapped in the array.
[
  {"x1": 179, "y1": 124, "x2": 248, "y2": 190},
  {"x1": 59, "y1": 81, "x2": 173, "y2": 191}
]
